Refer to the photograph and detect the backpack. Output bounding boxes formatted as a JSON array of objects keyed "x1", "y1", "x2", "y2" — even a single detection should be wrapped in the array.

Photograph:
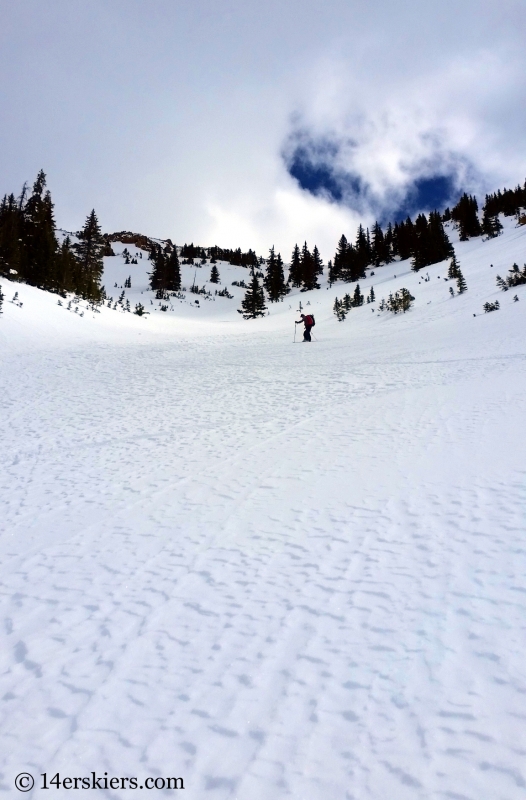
[{"x1": 305, "y1": 314, "x2": 315, "y2": 327}]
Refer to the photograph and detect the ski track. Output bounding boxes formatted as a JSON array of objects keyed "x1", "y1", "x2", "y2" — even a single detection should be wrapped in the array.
[{"x1": 1, "y1": 327, "x2": 526, "y2": 800}]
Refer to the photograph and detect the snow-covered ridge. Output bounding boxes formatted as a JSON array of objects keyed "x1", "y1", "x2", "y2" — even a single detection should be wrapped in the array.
[{"x1": 4, "y1": 214, "x2": 524, "y2": 345}]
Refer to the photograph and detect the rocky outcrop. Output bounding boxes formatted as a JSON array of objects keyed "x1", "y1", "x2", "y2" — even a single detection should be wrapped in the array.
[{"x1": 103, "y1": 231, "x2": 174, "y2": 252}]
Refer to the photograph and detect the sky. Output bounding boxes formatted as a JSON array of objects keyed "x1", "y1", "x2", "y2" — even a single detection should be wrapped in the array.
[{"x1": 1, "y1": 0, "x2": 525, "y2": 259}]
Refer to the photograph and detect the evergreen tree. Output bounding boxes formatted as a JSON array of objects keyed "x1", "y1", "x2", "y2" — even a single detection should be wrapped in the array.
[
  {"x1": 56, "y1": 236, "x2": 78, "y2": 295},
  {"x1": 353, "y1": 283, "x2": 364, "y2": 307},
  {"x1": 333, "y1": 297, "x2": 346, "y2": 321},
  {"x1": 330, "y1": 235, "x2": 348, "y2": 284},
  {"x1": 288, "y1": 244, "x2": 302, "y2": 287},
  {"x1": 0, "y1": 283, "x2": 4, "y2": 314},
  {"x1": 355, "y1": 224, "x2": 371, "y2": 276},
  {"x1": 448, "y1": 253, "x2": 460, "y2": 279},
  {"x1": 149, "y1": 245, "x2": 166, "y2": 292},
  {"x1": 301, "y1": 242, "x2": 322, "y2": 290},
  {"x1": 398, "y1": 287, "x2": 415, "y2": 312},
  {"x1": 451, "y1": 193, "x2": 482, "y2": 240},
  {"x1": 76, "y1": 209, "x2": 105, "y2": 300},
  {"x1": 483, "y1": 181, "x2": 526, "y2": 219},
  {"x1": 311, "y1": 245, "x2": 323, "y2": 284},
  {"x1": 239, "y1": 269, "x2": 267, "y2": 318},
  {"x1": 23, "y1": 171, "x2": 59, "y2": 290},
  {"x1": 387, "y1": 287, "x2": 415, "y2": 313},
  {"x1": 371, "y1": 222, "x2": 388, "y2": 267},
  {"x1": 411, "y1": 213, "x2": 430, "y2": 271},
  {"x1": 209, "y1": 264, "x2": 220, "y2": 284},
  {"x1": 331, "y1": 233, "x2": 361, "y2": 283},
  {"x1": 456, "y1": 269, "x2": 467, "y2": 294},
  {"x1": 264, "y1": 246, "x2": 288, "y2": 302},
  {"x1": 412, "y1": 211, "x2": 453, "y2": 271},
  {"x1": 428, "y1": 210, "x2": 454, "y2": 262},
  {"x1": 0, "y1": 193, "x2": 23, "y2": 279},
  {"x1": 384, "y1": 222, "x2": 394, "y2": 263},
  {"x1": 369, "y1": 286, "x2": 375, "y2": 303},
  {"x1": 299, "y1": 241, "x2": 313, "y2": 290},
  {"x1": 166, "y1": 248, "x2": 181, "y2": 290},
  {"x1": 393, "y1": 217, "x2": 415, "y2": 261},
  {"x1": 481, "y1": 208, "x2": 502, "y2": 239},
  {"x1": 495, "y1": 263, "x2": 526, "y2": 290}
]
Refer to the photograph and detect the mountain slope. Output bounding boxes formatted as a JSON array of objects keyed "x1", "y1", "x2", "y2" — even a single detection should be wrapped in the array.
[{"x1": 0, "y1": 219, "x2": 525, "y2": 800}]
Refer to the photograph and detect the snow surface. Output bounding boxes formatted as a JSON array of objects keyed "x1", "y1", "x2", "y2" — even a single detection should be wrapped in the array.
[{"x1": 1, "y1": 219, "x2": 526, "y2": 799}]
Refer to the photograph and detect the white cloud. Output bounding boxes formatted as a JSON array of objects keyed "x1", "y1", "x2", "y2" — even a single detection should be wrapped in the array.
[{"x1": 1, "y1": 0, "x2": 525, "y2": 259}]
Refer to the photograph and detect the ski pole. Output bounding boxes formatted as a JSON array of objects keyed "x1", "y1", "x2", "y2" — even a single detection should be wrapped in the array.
[{"x1": 293, "y1": 323, "x2": 296, "y2": 343}]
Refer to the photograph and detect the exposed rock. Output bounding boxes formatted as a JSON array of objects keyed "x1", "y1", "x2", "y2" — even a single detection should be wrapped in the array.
[{"x1": 103, "y1": 231, "x2": 174, "y2": 252}]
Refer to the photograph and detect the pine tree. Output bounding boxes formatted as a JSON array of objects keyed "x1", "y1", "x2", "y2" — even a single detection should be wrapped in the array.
[
  {"x1": 330, "y1": 235, "x2": 349, "y2": 284},
  {"x1": 451, "y1": 193, "x2": 482, "y2": 240},
  {"x1": 209, "y1": 264, "x2": 220, "y2": 284},
  {"x1": 411, "y1": 214, "x2": 429, "y2": 271},
  {"x1": 288, "y1": 244, "x2": 302, "y2": 287},
  {"x1": 412, "y1": 211, "x2": 453, "y2": 271},
  {"x1": 393, "y1": 217, "x2": 415, "y2": 261},
  {"x1": 353, "y1": 283, "x2": 364, "y2": 306},
  {"x1": 149, "y1": 245, "x2": 166, "y2": 292},
  {"x1": 371, "y1": 222, "x2": 388, "y2": 267},
  {"x1": 456, "y1": 269, "x2": 467, "y2": 294},
  {"x1": 387, "y1": 287, "x2": 415, "y2": 313},
  {"x1": 301, "y1": 241, "x2": 322, "y2": 291},
  {"x1": 314, "y1": 245, "x2": 323, "y2": 275},
  {"x1": 399, "y1": 287, "x2": 415, "y2": 312},
  {"x1": 23, "y1": 171, "x2": 59, "y2": 291},
  {"x1": 333, "y1": 297, "x2": 346, "y2": 321},
  {"x1": 355, "y1": 224, "x2": 371, "y2": 277},
  {"x1": 165, "y1": 248, "x2": 181, "y2": 291},
  {"x1": 384, "y1": 222, "x2": 394, "y2": 263},
  {"x1": 0, "y1": 283, "x2": 4, "y2": 314},
  {"x1": 239, "y1": 269, "x2": 267, "y2": 318},
  {"x1": 428, "y1": 210, "x2": 454, "y2": 262},
  {"x1": 76, "y1": 209, "x2": 105, "y2": 300},
  {"x1": 369, "y1": 286, "x2": 375, "y2": 303},
  {"x1": 264, "y1": 246, "x2": 288, "y2": 302},
  {"x1": 448, "y1": 253, "x2": 460, "y2": 279},
  {"x1": 56, "y1": 236, "x2": 78, "y2": 295},
  {"x1": 481, "y1": 208, "x2": 502, "y2": 239},
  {"x1": 0, "y1": 193, "x2": 23, "y2": 279}
]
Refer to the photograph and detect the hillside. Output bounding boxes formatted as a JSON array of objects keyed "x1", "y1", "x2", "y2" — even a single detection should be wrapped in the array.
[{"x1": 1, "y1": 218, "x2": 525, "y2": 799}]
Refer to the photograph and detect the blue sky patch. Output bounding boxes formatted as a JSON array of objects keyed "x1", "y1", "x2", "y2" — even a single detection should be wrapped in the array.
[{"x1": 284, "y1": 130, "x2": 470, "y2": 224}]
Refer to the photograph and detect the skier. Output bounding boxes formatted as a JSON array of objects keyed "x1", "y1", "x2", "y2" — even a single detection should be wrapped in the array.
[{"x1": 295, "y1": 312, "x2": 315, "y2": 342}]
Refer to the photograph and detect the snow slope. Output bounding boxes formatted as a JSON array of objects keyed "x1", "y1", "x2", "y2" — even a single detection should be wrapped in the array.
[{"x1": 1, "y1": 220, "x2": 526, "y2": 800}]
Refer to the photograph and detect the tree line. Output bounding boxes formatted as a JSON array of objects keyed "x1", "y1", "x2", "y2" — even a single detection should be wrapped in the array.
[
  {"x1": 0, "y1": 171, "x2": 105, "y2": 301},
  {"x1": 1, "y1": 170, "x2": 524, "y2": 313}
]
